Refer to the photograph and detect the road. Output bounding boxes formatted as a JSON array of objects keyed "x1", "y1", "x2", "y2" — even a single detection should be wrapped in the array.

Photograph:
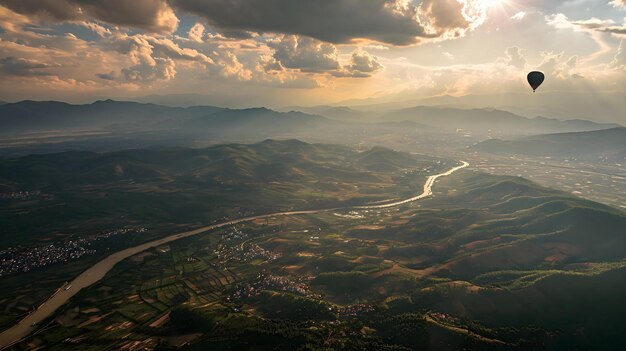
[{"x1": 0, "y1": 161, "x2": 468, "y2": 349}]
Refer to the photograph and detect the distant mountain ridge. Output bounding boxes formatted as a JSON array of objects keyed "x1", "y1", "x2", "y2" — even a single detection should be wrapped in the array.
[
  {"x1": 383, "y1": 105, "x2": 621, "y2": 135},
  {"x1": 336, "y1": 91, "x2": 626, "y2": 124},
  {"x1": 0, "y1": 99, "x2": 219, "y2": 134},
  {"x1": 278, "y1": 105, "x2": 373, "y2": 121},
  {"x1": 471, "y1": 127, "x2": 626, "y2": 160},
  {"x1": 1, "y1": 100, "x2": 620, "y2": 146},
  {"x1": 162, "y1": 107, "x2": 331, "y2": 137},
  {"x1": 0, "y1": 100, "x2": 332, "y2": 137},
  {"x1": 274, "y1": 103, "x2": 621, "y2": 136}
]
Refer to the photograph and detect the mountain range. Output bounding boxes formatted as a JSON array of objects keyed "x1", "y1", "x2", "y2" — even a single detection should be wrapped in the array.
[
  {"x1": 334, "y1": 91, "x2": 626, "y2": 125},
  {"x1": 2, "y1": 100, "x2": 620, "y2": 137},
  {"x1": 381, "y1": 106, "x2": 621, "y2": 135},
  {"x1": 0, "y1": 100, "x2": 338, "y2": 142}
]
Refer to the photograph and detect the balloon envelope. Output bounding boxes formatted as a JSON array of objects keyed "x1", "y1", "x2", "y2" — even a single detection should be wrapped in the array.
[{"x1": 527, "y1": 71, "x2": 545, "y2": 92}]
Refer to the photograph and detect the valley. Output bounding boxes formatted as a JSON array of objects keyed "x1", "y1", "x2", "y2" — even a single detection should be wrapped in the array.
[
  {"x1": 0, "y1": 102, "x2": 624, "y2": 351},
  {"x1": 0, "y1": 138, "x2": 624, "y2": 350},
  {"x1": 2, "y1": 165, "x2": 623, "y2": 350}
]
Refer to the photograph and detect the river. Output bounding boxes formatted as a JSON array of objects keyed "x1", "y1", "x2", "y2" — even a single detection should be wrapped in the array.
[{"x1": 0, "y1": 161, "x2": 468, "y2": 349}]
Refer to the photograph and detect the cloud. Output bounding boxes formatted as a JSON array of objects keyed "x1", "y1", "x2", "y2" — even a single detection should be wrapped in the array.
[
  {"x1": 570, "y1": 18, "x2": 616, "y2": 30},
  {"x1": 253, "y1": 55, "x2": 321, "y2": 89},
  {"x1": 417, "y1": 0, "x2": 487, "y2": 39},
  {"x1": 511, "y1": 12, "x2": 527, "y2": 21},
  {"x1": 79, "y1": 22, "x2": 111, "y2": 37},
  {"x1": 569, "y1": 17, "x2": 626, "y2": 36},
  {"x1": 0, "y1": 6, "x2": 316, "y2": 93},
  {"x1": 546, "y1": 13, "x2": 587, "y2": 30},
  {"x1": 97, "y1": 31, "x2": 255, "y2": 83},
  {"x1": 546, "y1": 13, "x2": 626, "y2": 36},
  {"x1": 612, "y1": 39, "x2": 626, "y2": 69},
  {"x1": 597, "y1": 25, "x2": 626, "y2": 35},
  {"x1": 269, "y1": 35, "x2": 340, "y2": 73},
  {"x1": 528, "y1": 51, "x2": 581, "y2": 78},
  {"x1": 258, "y1": 56, "x2": 283, "y2": 73},
  {"x1": 505, "y1": 47, "x2": 526, "y2": 69},
  {"x1": 545, "y1": 13, "x2": 619, "y2": 63},
  {"x1": 0, "y1": 0, "x2": 79, "y2": 23},
  {"x1": 122, "y1": 57, "x2": 176, "y2": 82},
  {"x1": 268, "y1": 35, "x2": 383, "y2": 78},
  {"x1": 0, "y1": 0, "x2": 178, "y2": 33},
  {"x1": 565, "y1": 55, "x2": 578, "y2": 70},
  {"x1": 610, "y1": 0, "x2": 626, "y2": 9},
  {"x1": 95, "y1": 71, "x2": 118, "y2": 81},
  {"x1": 342, "y1": 49, "x2": 383, "y2": 77},
  {"x1": 546, "y1": 13, "x2": 610, "y2": 31},
  {"x1": 0, "y1": 56, "x2": 58, "y2": 76},
  {"x1": 188, "y1": 23, "x2": 205, "y2": 43},
  {"x1": 537, "y1": 51, "x2": 562, "y2": 77},
  {"x1": 171, "y1": 0, "x2": 487, "y2": 46},
  {"x1": 380, "y1": 45, "x2": 620, "y2": 102},
  {"x1": 0, "y1": 6, "x2": 35, "y2": 33}
]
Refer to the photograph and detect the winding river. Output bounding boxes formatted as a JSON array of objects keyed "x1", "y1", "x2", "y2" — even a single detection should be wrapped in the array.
[{"x1": 0, "y1": 161, "x2": 468, "y2": 349}]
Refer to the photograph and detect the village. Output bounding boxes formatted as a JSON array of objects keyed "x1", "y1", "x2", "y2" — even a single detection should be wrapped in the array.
[{"x1": 0, "y1": 227, "x2": 146, "y2": 277}]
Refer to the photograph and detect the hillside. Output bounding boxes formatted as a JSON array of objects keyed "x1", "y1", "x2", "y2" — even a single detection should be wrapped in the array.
[
  {"x1": 413, "y1": 172, "x2": 626, "y2": 349},
  {"x1": 0, "y1": 140, "x2": 449, "y2": 247},
  {"x1": 422, "y1": 173, "x2": 625, "y2": 278},
  {"x1": 383, "y1": 106, "x2": 620, "y2": 135},
  {"x1": 302, "y1": 171, "x2": 626, "y2": 348},
  {"x1": 355, "y1": 146, "x2": 422, "y2": 172},
  {"x1": 471, "y1": 127, "x2": 626, "y2": 160}
]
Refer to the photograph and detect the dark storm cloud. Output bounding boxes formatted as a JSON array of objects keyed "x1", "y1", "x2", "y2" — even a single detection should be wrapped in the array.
[
  {"x1": 1, "y1": 0, "x2": 485, "y2": 45},
  {"x1": 0, "y1": 0, "x2": 178, "y2": 33},
  {"x1": 171, "y1": 0, "x2": 440, "y2": 45},
  {"x1": 0, "y1": 0, "x2": 79, "y2": 22}
]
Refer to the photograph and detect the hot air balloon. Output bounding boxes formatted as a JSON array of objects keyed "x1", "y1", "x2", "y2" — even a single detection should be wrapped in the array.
[{"x1": 527, "y1": 71, "x2": 545, "y2": 92}]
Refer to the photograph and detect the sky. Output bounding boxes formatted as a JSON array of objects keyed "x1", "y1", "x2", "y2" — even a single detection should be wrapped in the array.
[{"x1": 0, "y1": 0, "x2": 624, "y2": 111}]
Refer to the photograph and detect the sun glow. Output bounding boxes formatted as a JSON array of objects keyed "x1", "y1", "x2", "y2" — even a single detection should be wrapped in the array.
[{"x1": 482, "y1": 0, "x2": 508, "y2": 9}]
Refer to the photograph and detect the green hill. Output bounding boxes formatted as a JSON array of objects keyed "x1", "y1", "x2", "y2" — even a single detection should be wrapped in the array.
[
  {"x1": 334, "y1": 170, "x2": 626, "y2": 348},
  {"x1": 355, "y1": 146, "x2": 420, "y2": 172}
]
